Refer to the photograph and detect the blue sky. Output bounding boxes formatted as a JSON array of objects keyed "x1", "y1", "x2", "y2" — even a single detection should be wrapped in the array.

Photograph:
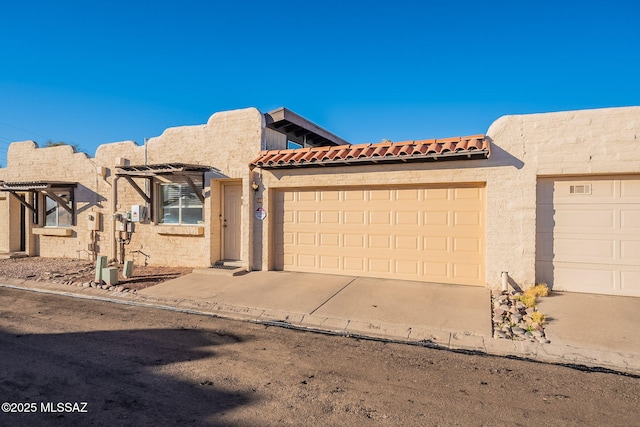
[{"x1": 1, "y1": 0, "x2": 638, "y2": 163}]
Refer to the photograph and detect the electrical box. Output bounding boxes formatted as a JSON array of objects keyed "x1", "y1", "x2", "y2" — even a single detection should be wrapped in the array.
[
  {"x1": 87, "y1": 212, "x2": 101, "y2": 231},
  {"x1": 131, "y1": 205, "x2": 145, "y2": 222}
]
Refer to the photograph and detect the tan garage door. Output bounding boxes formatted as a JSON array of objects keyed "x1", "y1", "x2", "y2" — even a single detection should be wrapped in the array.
[
  {"x1": 536, "y1": 176, "x2": 640, "y2": 296},
  {"x1": 273, "y1": 185, "x2": 485, "y2": 285}
]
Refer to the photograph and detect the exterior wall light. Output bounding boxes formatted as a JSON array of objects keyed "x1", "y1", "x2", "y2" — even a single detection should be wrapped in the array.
[{"x1": 251, "y1": 181, "x2": 260, "y2": 192}]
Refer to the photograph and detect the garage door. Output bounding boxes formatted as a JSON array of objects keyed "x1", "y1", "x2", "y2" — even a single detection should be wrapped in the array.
[
  {"x1": 536, "y1": 176, "x2": 640, "y2": 296},
  {"x1": 273, "y1": 185, "x2": 485, "y2": 285}
]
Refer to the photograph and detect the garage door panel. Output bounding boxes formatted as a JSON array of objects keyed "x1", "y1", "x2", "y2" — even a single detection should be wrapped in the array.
[
  {"x1": 343, "y1": 257, "x2": 365, "y2": 271},
  {"x1": 344, "y1": 234, "x2": 365, "y2": 248},
  {"x1": 424, "y1": 261, "x2": 450, "y2": 279},
  {"x1": 275, "y1": 185, "x2": 485, "y2": 285},
  {"x1": 297, "y1": 233, "x2": 316, "y2": 246},
  {"x1": 369, "y1": 211, "x2": 392, "y2": 225},
  {"x1": 320, "y1": 190, "x2": 340, "y2": 201},
  {"x1": 344, "y1": 190, "x2": 365, "y2": 201},
  {"x1": 454, "y1": 187, "x2": 483, "y2": 199},
  {"x1": 395, "y1": 211, "x2": 420, "y2": 225},
  {"x1": 425, "y1": 188, "x2": 449, "y2": 199},
  {"x1": 453, "y1": 237, "x2": 482, "y2": 253},
  {"x1": 320, "y1": 211, "x2": 340, "y2": 224},
  {"x1": 621, "y1": 209, "x2": 640, "y2": 230},
  {"x1": 424, "y1": 211, "x2": 450, "y2": 226},
  {"x1": 621, "y1": 240, "x2": 640, "y2": 263},
  {"x1": 536, "y1": 176, "x2": 640, "y2": 296},
  {"x1": 395, "y1": 235, "x2": 420, "y2": 250},
  {"x1": 554, "y1": 236, "x2": 615, "y2": 261},
  {"x1": 454, "y1": 211, "x2": 482, "y2": 226},
  {"x1": 621, "y1": 180, "x2": 640, "y2": 199},
  {"x1": 319, "y1": 233, "x2": 340, "y2": 246},
  {"x1": 395, "y1": 260, "x2": 420, "y2": 276},
  {"x1": 368, "y1": 235, "x2": 391, "y2": 249},
  {"x1": 553, "y1": 265, "x2": 615, "y2": 292},
  {"x1": 297, "y1": 191, "x2": 317, "y2": 201},
  {"x1": 453, "y1": 263, "x2": 483, "y2": 281},
  {"x1": 397, "y1": 188, "x2": 420, "y2": 200},
  {"x1": 621, "y1": 270, "x2": 640, "y2": 294},
  {"x1": 423, "y1": 236, "x2": 449, "y2": 252},
  {"x1": 344, "y1": 211, "x2": 365, "y2": 224},
  {"x1": 319, "y1": 255, "x2": 340, "y2": 269},
  {"x1": 554, "y1": 209, "x2": 614, "y2": 231},
  {"x1": 369, "y1": 258, "x2": 392, "y2": 273}
]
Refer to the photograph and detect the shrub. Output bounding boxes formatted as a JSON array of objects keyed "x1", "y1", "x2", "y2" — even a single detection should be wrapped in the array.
[
  {"x1": 517, "y1": 293, "x2": 537, "y2": 308},
  {"x1": 531, "y1": 311, "x2": 546, "y2": 325},
  {"x1": 526, "y1": 284, "x2": 550, "y2": 298}
]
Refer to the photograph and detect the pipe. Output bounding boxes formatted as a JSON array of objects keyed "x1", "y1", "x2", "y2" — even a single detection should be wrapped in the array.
[
  {"x1": 111, "y1": 176, "x2": 120, "y2": 262},
  {"x1": 501, "y1": 271, "x2": 509, "y2": 293}
]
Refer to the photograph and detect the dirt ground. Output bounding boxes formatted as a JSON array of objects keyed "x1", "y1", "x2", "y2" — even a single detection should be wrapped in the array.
[
  {"x1": 1, "y1": 288, "x2": 639, "y2": 426},
  {"x1": 0, "y1": 257, "x2": 192, "y2": 291}
]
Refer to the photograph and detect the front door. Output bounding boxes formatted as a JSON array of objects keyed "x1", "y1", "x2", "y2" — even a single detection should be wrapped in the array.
[
  {"x1": 223, "y1": 184, "x2": 242, "y2": 260},
  {"x1": 19, "y1": 194, "x2": 26, "y2": 252}
]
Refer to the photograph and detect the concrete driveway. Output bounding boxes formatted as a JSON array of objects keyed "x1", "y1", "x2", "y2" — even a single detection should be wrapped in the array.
[{"x1": 139, "y1": 271, "x2": 492, "y2": 343}]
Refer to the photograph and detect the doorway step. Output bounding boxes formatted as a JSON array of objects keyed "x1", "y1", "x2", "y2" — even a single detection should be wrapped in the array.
[
  {"x1": 0, "y1": 252, "x2": 28, "y2": 260},
  {"x1": 192, "y1": 260, "x2": 247, "y2": 277}
]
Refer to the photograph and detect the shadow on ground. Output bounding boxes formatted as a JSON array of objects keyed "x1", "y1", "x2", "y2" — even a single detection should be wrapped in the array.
[{"x1": 0, "y1": 327, "x2": 252, "y2": 426}]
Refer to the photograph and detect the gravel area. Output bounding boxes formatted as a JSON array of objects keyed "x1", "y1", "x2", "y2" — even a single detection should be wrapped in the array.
[
  {"x1": 0, "y1": 257, "x2": 192, "y2": 291},
  {"x1": 491, "y1": 291, "x2": 550, "y2": 343}
]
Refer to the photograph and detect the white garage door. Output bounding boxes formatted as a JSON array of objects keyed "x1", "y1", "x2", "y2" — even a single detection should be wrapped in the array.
[
  {"x1": 536, "y1": 176, "x2": 640, "y2": 296},
  {"x1": 273, "y1": 185, "x2": 485, "y2": 286}
]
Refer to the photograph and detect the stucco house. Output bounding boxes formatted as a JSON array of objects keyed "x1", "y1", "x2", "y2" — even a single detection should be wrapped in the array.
[{"x1": 0, "y1": 106, "x2": 638, "y2": 297}]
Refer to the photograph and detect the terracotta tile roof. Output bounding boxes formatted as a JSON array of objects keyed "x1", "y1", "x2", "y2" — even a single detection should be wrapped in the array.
[{"x1": 250, "y1": 134, "x2": 489, "y2": 169}]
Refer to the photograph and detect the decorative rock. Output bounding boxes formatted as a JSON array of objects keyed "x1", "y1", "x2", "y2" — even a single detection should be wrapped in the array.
[
  {"x1": 512, "y1": 327, "x2": 526, "y2": 335},
  {"x1": 82, "y1": 282, "x2": 90, "y2": 287},
  {"x1": 492, "y1": 293, "x2": 547, "y2": 342}
]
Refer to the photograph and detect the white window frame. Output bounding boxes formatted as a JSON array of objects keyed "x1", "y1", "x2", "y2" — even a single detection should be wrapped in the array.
[{"x1": 158, "y1": 179, "x2": 204, "y2": 225}]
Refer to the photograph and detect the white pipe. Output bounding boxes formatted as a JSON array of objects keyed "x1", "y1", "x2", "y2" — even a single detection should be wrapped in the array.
[
  {"x1": 111, "y1": 176, "x2": 120, "y2": 262},
  {"x1": 501, "y1": 271, "x2": 509, "y2": 292}
]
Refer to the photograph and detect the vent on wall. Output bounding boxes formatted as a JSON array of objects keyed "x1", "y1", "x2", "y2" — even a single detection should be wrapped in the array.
[{"x1": 569, "y1": 184, "x2": 592, "y2": 195}]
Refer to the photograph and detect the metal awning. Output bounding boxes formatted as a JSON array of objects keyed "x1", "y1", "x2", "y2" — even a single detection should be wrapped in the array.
[
  {"x1": 0, "y1": 181, "x2": 77, "y2": 191},
  {"x1": 115, "y1": 163, "x2": 213, "y2": 177},
  {"x1": 115, "y1": 163, "x2": 213, "y2": 206},
  {"x1": 0, "y1": 181, "x2": 77, "y2": 220},
  {"x1": 264, "y1": 107, "x2": 350, "y2": 148}
]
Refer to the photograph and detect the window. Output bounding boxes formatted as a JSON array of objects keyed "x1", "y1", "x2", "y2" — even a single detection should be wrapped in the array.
[
  {"x1": 45, "y1": 190, "x2": 73, "y2": 227},
  {"x1": 159, "y1": 179, "x2": 203, "y2": 225}
]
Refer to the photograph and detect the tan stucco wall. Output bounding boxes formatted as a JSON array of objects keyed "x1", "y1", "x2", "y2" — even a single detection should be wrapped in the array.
[
  {"x1": 0, "y1": 107, "x2": 265, "y2": 269},
  {"x1": 257, "y1": 106, "x2": 640, "y2": 289},
  {"x1": 1, "y1": 105, "x2": 638, "y2": 283}
]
